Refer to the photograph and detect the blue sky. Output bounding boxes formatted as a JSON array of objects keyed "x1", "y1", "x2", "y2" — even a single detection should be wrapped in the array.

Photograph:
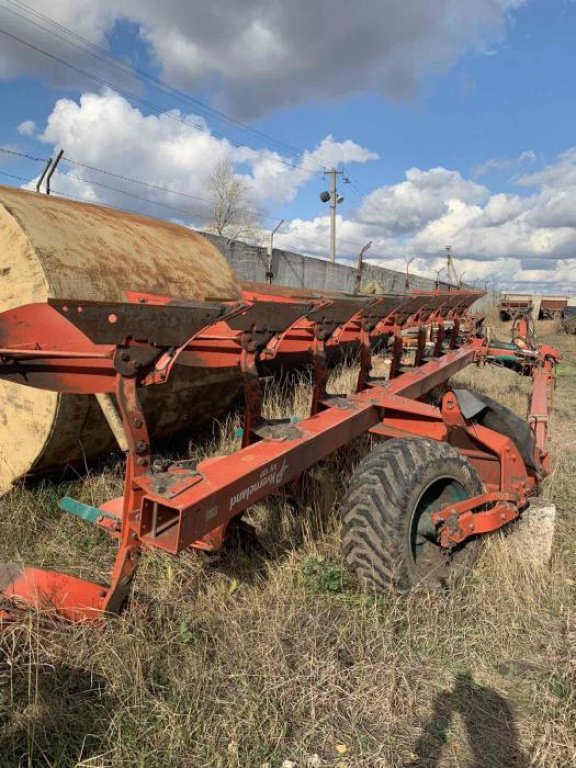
[{"x1": 1, "y1": 0, "x2": 576, "y2": 291}]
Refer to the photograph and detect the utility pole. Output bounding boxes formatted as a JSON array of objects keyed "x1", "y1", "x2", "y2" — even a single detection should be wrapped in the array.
[
  {"x1": 355, "y1": 241, "x2": 372, "y2": 294},
  {"x1": 320, "y1": 169, "x2": 347, "y2": 262},
  {"x1": 267, "y1": 219, "x2": 284, "y2": 284}
]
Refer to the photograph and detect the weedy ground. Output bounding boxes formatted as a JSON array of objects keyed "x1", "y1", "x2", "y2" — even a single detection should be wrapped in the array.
[{"x1": 0, "y1": 321, "x2": 575, "y2": 768}]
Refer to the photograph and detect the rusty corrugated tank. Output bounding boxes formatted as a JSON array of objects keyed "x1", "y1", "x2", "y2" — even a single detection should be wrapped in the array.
[{"x1": 0, "y1": 184, "x2": 242, "y2": 494}]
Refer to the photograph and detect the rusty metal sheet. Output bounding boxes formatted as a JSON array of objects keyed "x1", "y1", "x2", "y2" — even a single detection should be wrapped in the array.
[
  {"x1": 361, "y1": 295, "x2": 406, "y2": 327},
  {"x1": 307, "y1": 297, "x2": 373, "y2": 324},
  {"x1": 438, "y1": 292, "x2": 477, "y2": 318},
  {"x1": 49, "y1": 299, "x2": 229, "y2": 346},
  {"x1": 226, "y1": 299, "x2": 316, "y2": 332},
  {"x1": 417, "y1": 294, "x2": 451, "y2": 322},
  {"x1": 449, "y1": 292, "x2": 483, "y2": 315},
  {"x1": 391, "y1": 295, "x2": 431, "y2": 325}
]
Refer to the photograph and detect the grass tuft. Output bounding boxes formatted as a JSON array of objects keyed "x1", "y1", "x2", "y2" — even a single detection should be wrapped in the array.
[{"x1": 0, "y1": 323, "x2": 575, "y2": 767}]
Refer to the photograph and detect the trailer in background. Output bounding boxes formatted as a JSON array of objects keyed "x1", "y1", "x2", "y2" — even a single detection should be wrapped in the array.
[{"x1": 539, "y1": 297, "x2": 568, "y2": 320}]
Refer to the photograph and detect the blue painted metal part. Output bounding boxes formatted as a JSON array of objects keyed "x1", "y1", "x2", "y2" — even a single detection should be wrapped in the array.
[{"x1": 59, "y1": 496, "x2": 114, "y2": 525}]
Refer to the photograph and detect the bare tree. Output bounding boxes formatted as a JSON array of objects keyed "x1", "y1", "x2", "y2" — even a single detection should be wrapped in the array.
[{"x1": 203, "y1": 160, "x2": 262, "y2": 242}]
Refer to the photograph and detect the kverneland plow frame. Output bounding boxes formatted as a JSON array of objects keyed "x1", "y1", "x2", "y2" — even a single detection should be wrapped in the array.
[{"x1": 0, "y1": 287, "x2": 561, "y2": 622}]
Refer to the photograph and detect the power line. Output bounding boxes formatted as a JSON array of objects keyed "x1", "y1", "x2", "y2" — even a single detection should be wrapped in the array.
[
  {"x1": 0, "y1": 143, "x2": 279, "y2": 224},
  {"x1": 61, "y1": 170, "x2": 211, "y2": 221},
  {"x1": 0, "y1": 143, "x2": 283, "y2": 224},
  {"x1": 2, "y1": 0, "x2": 310, "y2": 161},
  {"x1": 64, "y1": 154, "x2": 387, "y2": 251},
  {"x1": 0, "y1": 10, "x2": 327, "y2": 178},
  {"x1": 0, "y1": 169, "x2": 34, "y2": 183},
  {"x1": 61, "y1": 155, "x2": 283, "y2": 221},
  {"x1": 0, "y1": 33, "x2": 444, "y2": 282},
  {"x1": 0, "y1": 144, "x2": 232, "y2": 218},
  {"x1": 0, "y1": 144, "x2": 438, "y2": 277},
  {"x1": 0, "y1": 5, "x2": 399, "y2": 241},
  {"x1": 0, "y1": 172, "x2": 448, "y2": 285},
  {"x1": 58, "y1": 164, "x2": 284, "y2": 226},
  {"x1": 2, "y1": 0, "x2": 390, "y2": 191},
  {"x1": 0, "y1": 146, "x2": 47, "y2": 163},
  {"x1": 0, "y1": 1, "x2": 409, "y2": 246},
  {"x1": 345, "y1": 175, "x2": 393, "y2": 225}
]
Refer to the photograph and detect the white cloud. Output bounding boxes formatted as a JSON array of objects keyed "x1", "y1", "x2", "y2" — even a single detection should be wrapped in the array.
[
  {"x1": 17, "y1": 119, "x2": 36, "y2": 137},
  {"x1": 0, "y1": 1, "x2": 116, "y2": 83},
  {"x1": 22, "y1": 90, "x2": 576, "y2": 293},
  {"x1": 239, "y1": 135, "x2": 377, "y2": 205},
  {"x1": 32, "y1": 89, "x2": 375, "y2": 219},
  {"x1": 357, "y1": 167, "x2": 487, "y2": 234},
  {"x1": 472, "y1": 149, "x2": 537, "y2": 178},
  {"x1": 275, "y1": 151, "x2": 576, "y2": 293},
  {"x1": 0, "y1": 0, "x2": 527, "y2": 116},
  {"x1": 516, "y1": 148, "x2": 576, "y2": 190}
]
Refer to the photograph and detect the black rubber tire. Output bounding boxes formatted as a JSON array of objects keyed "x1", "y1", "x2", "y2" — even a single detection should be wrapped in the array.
[{"x1": 341, "y1": 438, "x2": 484, "y2": 593}]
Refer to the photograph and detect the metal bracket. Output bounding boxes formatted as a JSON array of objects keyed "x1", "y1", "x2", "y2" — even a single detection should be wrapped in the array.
[
  {"x1": 311, "y1": 335, "x2": 329, "y2": 415},
  {"x1": 240, "y1": 348, "x2": 265, "y2": 447}
]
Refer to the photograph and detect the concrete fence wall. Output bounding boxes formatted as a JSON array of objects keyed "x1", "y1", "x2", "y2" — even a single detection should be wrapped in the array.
[{"x1": 202, "y1": 232, "x2": 452, "y2": 294}]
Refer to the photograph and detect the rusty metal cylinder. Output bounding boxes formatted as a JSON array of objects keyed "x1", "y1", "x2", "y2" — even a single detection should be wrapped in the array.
[{"x1": 0, "y1": 185, "x2": 241, "y2": 494}]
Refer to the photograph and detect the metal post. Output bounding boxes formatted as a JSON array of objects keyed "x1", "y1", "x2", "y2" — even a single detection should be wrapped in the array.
[
  {"x1": 445, "y1": 245, "x2": 454, "y2": 290},
  {"x1": 35, "y1": 156, "x2": 53, "y2": 193},
  {"x1": 405, "y1": 256, "x2": 415, "y2": 291},
  {"x1": 46, "y1": 149, "x2": 64, "y2": 195},
  {"x1": 267, "y1": 219, "x2": 284, "y2": 284},
  {"x1": 355, "y1": 241, "x2": 372, "y2": 294},
  {"x1": 435, "y1": 267, "x2": 445, "y2": 290}
]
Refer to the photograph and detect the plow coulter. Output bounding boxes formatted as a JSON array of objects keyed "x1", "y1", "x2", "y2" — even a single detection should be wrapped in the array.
[{"x1": 0, "y1": 187, "x2": 562, "y2": 624}]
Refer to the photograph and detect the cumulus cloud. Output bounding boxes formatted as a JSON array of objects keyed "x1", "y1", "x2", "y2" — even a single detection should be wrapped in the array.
[
  {"x1": 517, "y1": 148, "x2": 576, "y2": 190},
  {"x1": 0, "y1": 0, "x2": 526, "y2": 116},
  {"x1": 0, "y1": 1, "x2": 117, "y2": 83},
  {"x1": 276, "y1": 153, "x2": 576, "y2": 292},
  {"x1": 17, "y1": 119, "x2": 36, "y2": 137},
  {"x1": 21, "y1": 89, "x2": 576, "y2": 293},
  {"x1": 33, "y1": 89, "x2": 375, "y2": 220},
  {"x1": 357, "y1": 167, "x2": 487, "y2": 234},
  {"x1": 472, "y1": 149, "x2": 537, "y2": 178}
]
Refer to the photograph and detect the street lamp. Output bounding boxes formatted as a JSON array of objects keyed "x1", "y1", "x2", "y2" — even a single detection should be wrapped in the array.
[
  {"x1": 405, "y1": 256, "x2": 415, "y2": 291},
  {"x1": 459, "y1": 270, "x2": 467, "y2": 288},
  {"x1": 435, "y1": 267, "x2": 445, "y2": 290},
  {"x1": 267, "y1": 219, "x2": 284, "y2": 284},
  {"x1": 354, "y1": 241, "x2": 373, "y2": 294}
]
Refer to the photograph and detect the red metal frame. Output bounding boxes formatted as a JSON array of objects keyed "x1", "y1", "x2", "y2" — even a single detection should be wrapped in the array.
[{"x1": 0, "y1": 288, "x2": 560, "y2": 622}]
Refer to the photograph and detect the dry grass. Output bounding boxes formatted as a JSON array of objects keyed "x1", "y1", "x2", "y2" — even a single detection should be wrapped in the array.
[{"x1": 1, "y1": 326, "x2": 575, "y2": 767}]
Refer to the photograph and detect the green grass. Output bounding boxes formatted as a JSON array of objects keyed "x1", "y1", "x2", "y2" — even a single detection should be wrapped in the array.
[{"x1": 0, "y1": 328, "x2": 575, "y2": 767}]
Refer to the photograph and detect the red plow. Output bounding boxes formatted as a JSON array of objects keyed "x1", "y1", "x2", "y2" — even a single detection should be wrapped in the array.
[{"x1": 0, "y1": 286, "x2": 560, "y2": 622}]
